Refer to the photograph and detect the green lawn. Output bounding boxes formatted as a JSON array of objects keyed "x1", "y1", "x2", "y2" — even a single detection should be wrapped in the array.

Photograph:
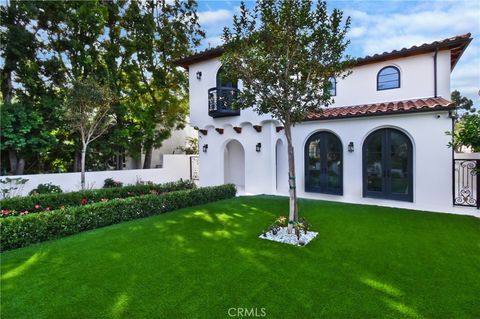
[{"x1": 1, "y1": 196, "x2": 479, "y2": 319}]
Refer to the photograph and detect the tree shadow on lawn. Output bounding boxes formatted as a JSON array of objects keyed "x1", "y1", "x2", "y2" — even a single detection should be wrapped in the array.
[{"x1": 1, "y1": 196, "x2": 479, "y2": 319}]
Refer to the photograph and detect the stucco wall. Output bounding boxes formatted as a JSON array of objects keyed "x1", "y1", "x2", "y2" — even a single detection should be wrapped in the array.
[
  {"x1": 125, "y1": 125, "x2": 196, "y2": 169},
  {"x1": 188, "y1": 48, "x2": 479, "y2": 217},
  {"x1": 188, "y1": 51, "x2": 452, "y2": 128},
  {"x1": 3, "y1": 155, "x2": 193, "y2": 197},
  {"x1": 198, "y1": 112, "x2": 478, "y2": 217}
]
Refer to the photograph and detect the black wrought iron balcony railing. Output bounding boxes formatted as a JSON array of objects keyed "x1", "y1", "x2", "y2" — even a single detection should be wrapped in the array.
[{"x1": 208, "y1": 86, "x2": 240, "y2": 118}]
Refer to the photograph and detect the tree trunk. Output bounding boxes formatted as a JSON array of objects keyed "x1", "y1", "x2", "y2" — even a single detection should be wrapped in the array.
[
  {"x1": 284, "y1": 124, "x2": 298, "y2": 233},
  {"x1": 143, "y1": 145, "x2": 153, "y2": 169},
  {"x1": 15, "y1": 158, "x2": 25, "y2": 175},
  {"x1": 81, "y1": 145, "x2": 87, "y2": 190},
  {"x1": 116, "y1": 151, "x2": 123, "y2": 170},
  {"x1": 1, "y1": 68, "x2": 13, "y2": 104},
  {"x1": 8, "y1": 150, "x2": 18, "y2": 175}
]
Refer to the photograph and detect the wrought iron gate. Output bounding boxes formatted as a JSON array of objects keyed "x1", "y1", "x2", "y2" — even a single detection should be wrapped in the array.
[
  {"x1": 190, "y1": 156, "x2": 199, "y2": 181},
  {"x1": 453, "y1": 159, "x2": 479, "y2": 209}
]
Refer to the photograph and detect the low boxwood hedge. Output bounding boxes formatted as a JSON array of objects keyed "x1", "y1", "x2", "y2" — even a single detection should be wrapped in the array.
[
  {"x1": 0, "y1": 179, "x2": 195, "y2": 215},
  {"x1": 0, "y1": 184, "x2": 236, "y2": 251}
]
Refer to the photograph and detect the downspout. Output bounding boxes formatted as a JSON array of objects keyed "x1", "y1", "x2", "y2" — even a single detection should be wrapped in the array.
[
  {"x1": 433, "y1": 48, "x2": 438, "y2": 98},
  {"x1": 449, "y1": 110, "x2": 458, "y2": 206}
]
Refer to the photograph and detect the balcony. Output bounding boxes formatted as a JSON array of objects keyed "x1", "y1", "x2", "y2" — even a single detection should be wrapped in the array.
[{"x1": 208, "y1": 87, "x2": 240, "y2": 118}]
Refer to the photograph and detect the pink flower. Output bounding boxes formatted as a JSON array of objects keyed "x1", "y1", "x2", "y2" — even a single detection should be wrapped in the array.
[
  {"x1": 2, "y1": 209, "x2": 11, "y2": 215},
  {"x1": 81, "y1": 197, "x2": 88, "y2": 205},
  {"x1": 34, "y1": 204, "x2": 41, "y2": 209},
  {"x1": 45, "y1": 207, "x2": 50, "y2": 211}
]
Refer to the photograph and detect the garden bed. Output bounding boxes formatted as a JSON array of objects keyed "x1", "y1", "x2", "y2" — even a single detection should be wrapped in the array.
[
  {"x1": 0, "y1": 184, "x2": 236, "y2": 251},
  {"x1": 260, "y1": 227, "x2": 318, "y2": 246},
  {"x1": 0, "y1": 179, "x2": 195, "y2": 217}
]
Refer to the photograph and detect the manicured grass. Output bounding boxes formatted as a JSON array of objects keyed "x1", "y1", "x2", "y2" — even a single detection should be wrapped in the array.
[{"x1": 1, "y1": 196, "x2": 479, "y2": 319}]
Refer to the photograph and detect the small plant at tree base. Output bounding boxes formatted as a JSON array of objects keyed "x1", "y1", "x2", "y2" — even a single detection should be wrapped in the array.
[
  {"x1": 0, "y1": 177, "x2": 29, "y2": 198},
  {"x1": 29, "y1": 183, "x2": 63, "y2": 195},
  {"x1": 103, "y1": 178, "x2": 123, "y2": 188},
  {"x1": 264, "y1": 215, "x2": 288, "y2": 236},
  {"x1": 293, "y1": 217, "x2": 312, "y2": 240}
]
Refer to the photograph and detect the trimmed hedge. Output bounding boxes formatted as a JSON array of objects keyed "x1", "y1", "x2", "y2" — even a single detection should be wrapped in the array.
[
  {"x1": 0, "y1": 184, "x2": 236, "y2": 251},
  {"x1": 0, "y1": 179, "x2": 195, "y2": 214}
]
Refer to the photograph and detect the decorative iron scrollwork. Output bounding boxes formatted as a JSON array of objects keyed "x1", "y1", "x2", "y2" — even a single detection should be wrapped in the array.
[{"x1": 453, "y1": 160, "x2": 478, "y2": 208}]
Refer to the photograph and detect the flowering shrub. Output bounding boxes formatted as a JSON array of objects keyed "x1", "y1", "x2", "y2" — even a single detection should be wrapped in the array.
[
  {"x1": 0, "y1": 184, "x2": 236, "y2": 251},
  {"x1": 29, "y1": 183, "x2": 63, "y2": 195},
  {"x1": 0, "y1": 179, "x2": 195, "y2": 215}
]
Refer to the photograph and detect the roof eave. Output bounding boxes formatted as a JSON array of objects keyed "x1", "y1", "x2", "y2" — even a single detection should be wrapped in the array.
[{"x1": 304, "y1": 104, "x2": 455, "y2": 122}]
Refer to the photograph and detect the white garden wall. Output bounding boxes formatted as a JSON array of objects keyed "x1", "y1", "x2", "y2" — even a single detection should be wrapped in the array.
[{"x1": 2, "y1": 155, "x2": 193, "y2": 197}]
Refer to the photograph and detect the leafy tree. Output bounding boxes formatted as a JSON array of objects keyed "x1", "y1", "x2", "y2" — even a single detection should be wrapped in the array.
[
  {"x1": 451, "y1": 90, "x2": 475, "y2": 114},
  {"x1": 1, "y1": 0, "x2": 204, "y2": 174},
  {"x1": 65, "y1": 80, "x2": 116, "y2": 189},
  {"x1": 0, "y1": 1, "x2": 47, "y2": 174},
  {"x1": 222, "y1": 0, "x2": 352, "y2": 230},
  {"x1": 0, "y1": 103, "x2": 54, "y2": 174},
  {"x1": 121, "y1": 0, "x2": 203, "y2": 168},
  {"x1": 447, "y1": 91, "x2": 480, "y2": 152}
]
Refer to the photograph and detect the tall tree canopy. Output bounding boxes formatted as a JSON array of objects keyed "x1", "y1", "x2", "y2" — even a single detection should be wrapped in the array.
[
  {"x1": 222, "y1": 0, "x2": 352, "y2": 228},
  {"x1": 0, "y1": 0, "x2": 204, "y2": 174}
]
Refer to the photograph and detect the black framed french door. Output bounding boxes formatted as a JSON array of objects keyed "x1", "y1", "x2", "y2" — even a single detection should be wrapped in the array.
[
  {"x1": 363, "y1": 128, "x2": 413, "y2": 202},
  {"x1": 305, "y1": 132, "x2": 343, "y2": 195}
]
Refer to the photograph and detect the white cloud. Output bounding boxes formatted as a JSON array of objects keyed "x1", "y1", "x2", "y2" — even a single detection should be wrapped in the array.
[
  {"x1": 198, "y1": 9, "x2": 233, "y2": 26},
  {"x1": 349, "y1": 26, "x2": 366, "y2": 38},
  {"x1": 346, "y1": 1, "x2": 480, "y2": 102}
]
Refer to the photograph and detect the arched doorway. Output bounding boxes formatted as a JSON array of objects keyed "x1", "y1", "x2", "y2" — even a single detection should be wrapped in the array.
[
  {"x1": 304, "y1": 131, "x2": 343, "y2": 195},
  {"x1": 224, "y1": 140, "x2": 245, "y2": 188},
  {"x1": 363, "y1": 128, "x2": 413, "y2": 202}
]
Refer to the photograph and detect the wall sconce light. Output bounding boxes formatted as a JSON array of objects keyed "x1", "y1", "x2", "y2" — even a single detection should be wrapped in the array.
[
  {"x1": 348, "y1": 142, "x2": 354, "y2": 153},
  {"x1": 196, "y1": 71, "x2": 202, "y2": 80},
  {"x1": 256, "y1": 143, "x2": 262, "y2": 152},
  {"x1": 202, "y1": 144, "x2": 208, "y2": 153}
]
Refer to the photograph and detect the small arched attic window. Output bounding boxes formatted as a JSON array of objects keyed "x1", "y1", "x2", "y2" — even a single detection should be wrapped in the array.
[{"x1": 377, "y1": 66, "x2": 400, "y2": 91}]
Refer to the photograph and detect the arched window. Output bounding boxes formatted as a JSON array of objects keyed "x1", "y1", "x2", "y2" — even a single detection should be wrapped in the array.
[
  {"x1": 216, "y1": 67, "x2": 238, "y2": 89},
  {"x1": 209, "y1": 67, "x2": 239, "y2": 117},
  {"x1": 328, "y1": 77, "x2": 336, "y2": 96},
  {"x1": 363, "y1": 128, "x2": 413, "y2": 202},
  {"x1": 305, "y1": 132, "x2": 343, "y2": 195},
  {"x1": 377, "y1": 66, "x2": 400, "y2": 90}
]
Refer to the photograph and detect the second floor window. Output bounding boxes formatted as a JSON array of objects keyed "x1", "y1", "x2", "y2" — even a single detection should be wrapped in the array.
[
  {"x1": 217, "y1": 67, "x2": 238, "y2": 89},
  {"x1": 328, "y1": 77, "x2": 336, "y2": 96},
  {"x1": 377, "y1": 66, "x2": 400, "y2": 90}
]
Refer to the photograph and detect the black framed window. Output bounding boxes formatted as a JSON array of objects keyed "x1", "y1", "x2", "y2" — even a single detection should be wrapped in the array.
[
  {"x1": 377, "y1": 66, "x2": 400, "y2": 90},
  {"x1": 216, "y1": 67, "x2": 238, "y2": 89},
  {"x1": 363, "y1": 128, "x2": 413, "y2": 202},
  {"x1": 328, "y1": 77, "x2": 336, "y2": 96},
  {"x1": 305, "y1": 132, "x2": 343, "y2": 195}
]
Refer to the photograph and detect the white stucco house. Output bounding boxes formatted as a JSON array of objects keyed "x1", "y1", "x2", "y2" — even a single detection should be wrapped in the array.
[{"x1": 175, "y1": 33, "x2": 479, "y2": 216}]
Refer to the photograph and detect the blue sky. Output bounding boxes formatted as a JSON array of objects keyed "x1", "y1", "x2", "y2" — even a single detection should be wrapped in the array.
[{"x1": 195, "y1": 0, "x2": 480, "y2": 104}]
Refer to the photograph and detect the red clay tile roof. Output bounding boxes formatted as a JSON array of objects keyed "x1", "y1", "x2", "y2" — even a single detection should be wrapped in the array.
[
  {"x1": 174, "y1": 33, "x2": 472, "y2": 70},
  {"x1": 304, "y1": 97, "x2": 455, "y2": 121}
]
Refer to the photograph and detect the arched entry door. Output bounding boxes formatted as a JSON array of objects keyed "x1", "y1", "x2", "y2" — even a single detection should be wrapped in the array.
[
  {"x1": 363, "y1": 128, "x2": 413, "y2": 202},
  {"x1": 305, "y1": 132, "x2": 343, "y2": 195},
  {"x1": 224, "y1": 140, "x2": 245, "y2": 188}
]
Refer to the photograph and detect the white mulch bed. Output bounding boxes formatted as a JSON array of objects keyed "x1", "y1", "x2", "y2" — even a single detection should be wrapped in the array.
[{"x1": 259, "y1": 227, "x2": 318, "y2": 246}]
